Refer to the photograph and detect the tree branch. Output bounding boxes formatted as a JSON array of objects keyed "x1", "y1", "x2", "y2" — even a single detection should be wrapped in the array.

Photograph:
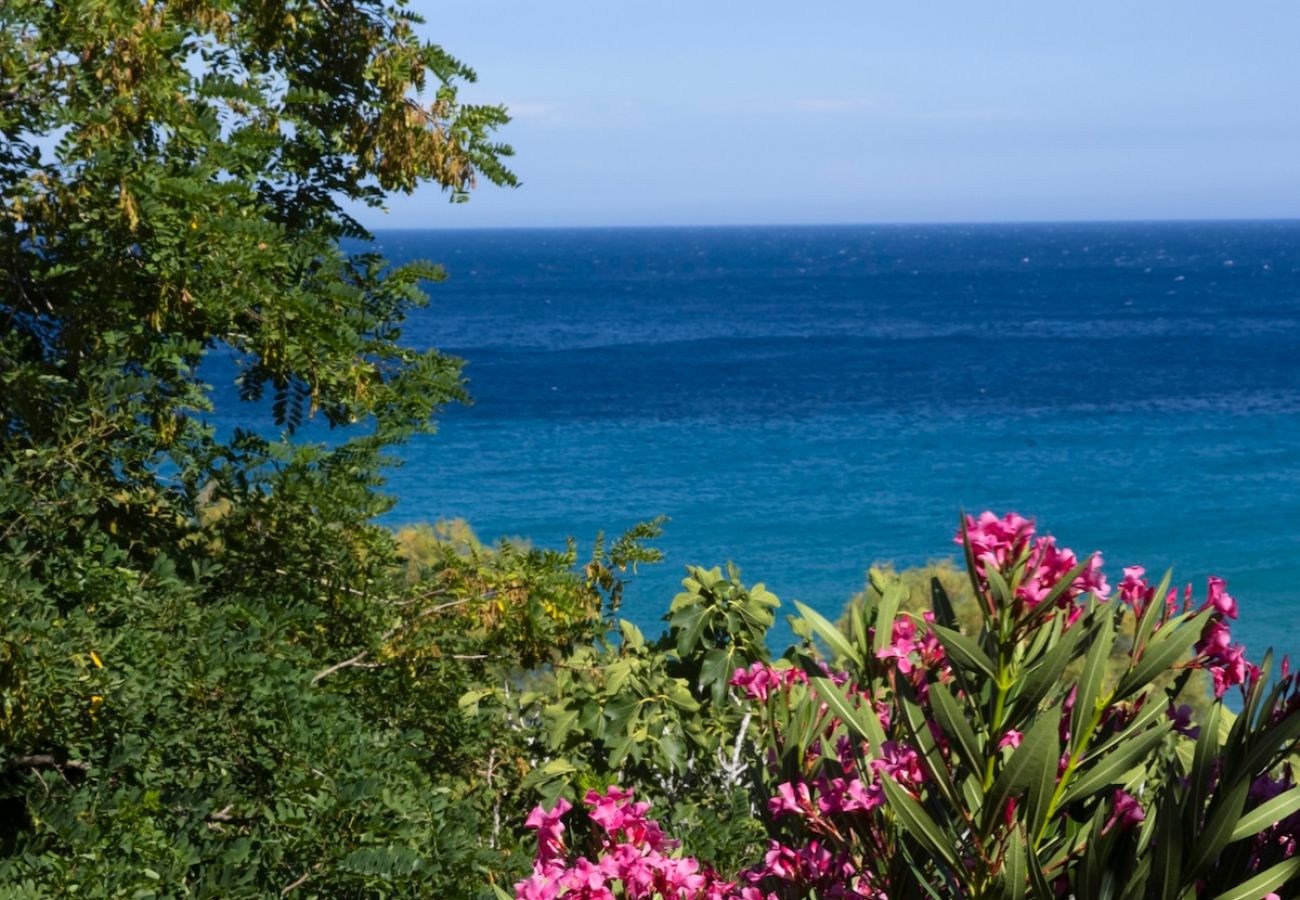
[{"x1": 9, "y1": 753, "x2": 89, "y2": 774}]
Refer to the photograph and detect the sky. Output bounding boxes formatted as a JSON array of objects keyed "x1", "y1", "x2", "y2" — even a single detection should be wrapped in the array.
[{"x1": 364, "y1": 1, "x2": 1300, "y2": 228}]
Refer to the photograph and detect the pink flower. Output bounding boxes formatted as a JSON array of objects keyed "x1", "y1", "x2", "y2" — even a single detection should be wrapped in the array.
[
  {"x1": 525, "y1": 798, "x2": 572, "y2": 862},
  {"x1": 876, "y1": 617, "x2": 917, "y2": 673},
  {"x1": 729, "y1": 662, "x2": 806, "y2": 702},
  {"x1": 1206, "y1": 576, "x2": 1238, "y2": 619},
  {"x1": 1105, "y1": 790, "x2": 1145, "y2": 832},
  {"x1": 1168, "y1": 704, "x2": 1201, "y2": 739},
  {"x1": 768, "y1": 781, "x2": 813, "y2": 819},
  {"x1": 999, "y1": 729, "x2": 1024, "y2": 751},
  {"x1": 1119, "y1": 565, "x2": 1152, "y2": 609},
  {"x1": 958, "y1": 512, "x2": 1035, "y2": 574}
]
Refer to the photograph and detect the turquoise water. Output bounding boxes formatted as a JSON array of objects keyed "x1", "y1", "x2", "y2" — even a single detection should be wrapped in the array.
[{"x1": 235, "y1": 223, "x2": 1300, "y2": 658}]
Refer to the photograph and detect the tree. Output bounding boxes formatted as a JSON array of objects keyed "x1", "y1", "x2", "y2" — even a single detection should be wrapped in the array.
[{"x1": 0, "y1": 1, "x2": 519, "y2": 893}]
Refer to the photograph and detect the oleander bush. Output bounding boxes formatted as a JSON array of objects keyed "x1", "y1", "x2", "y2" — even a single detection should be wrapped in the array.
[{"x1": 513, "y1": 513, "x2": 1300, "y2": 899}]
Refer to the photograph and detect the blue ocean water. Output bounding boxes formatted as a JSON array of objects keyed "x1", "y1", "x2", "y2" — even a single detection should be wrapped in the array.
[{"x1": 238, "y1": 223, "x2": 1300, "y2": 659}]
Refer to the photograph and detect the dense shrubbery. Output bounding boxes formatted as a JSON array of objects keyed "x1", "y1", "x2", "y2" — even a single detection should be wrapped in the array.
[
  {"x1": 511, "y1": 514, "x2": 1300, "y2": 899},
  {"x1": 5, "y1": 2, "x2": 1299, "y2": 897}
]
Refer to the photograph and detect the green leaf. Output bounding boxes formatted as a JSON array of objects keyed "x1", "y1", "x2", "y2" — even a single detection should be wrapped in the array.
[
  {"x1": 932, "y1": 624, "x2": 998, "y2": 682},
  {"x1": 1001, "y1": 826, "x2": 1027, "y2": 900},
  {"x1": 1187, "y1": 702, "x2": 1223, "y2": 830},
  {"x1": 878, "y1": 775, "x2": 963, "y2": 874},
  {"x1": 929, "y1": 680, "x2": 985, "y2": 780},
  {"x1": 1071, "y1": 614, "x2": 1115, "y2": 750},
  {"x1": 931, "y1": 575, "x2": 958, "y2": 630},
  {"x1": 1228, "y1": 784, "x2": 1300, "y2": 843},
  {"x1": 1062, "y1": 722, "x2": 1170, "y2": 803},
  {"x1": 1185, "y1": 775, "x2": 1251, "y2": 879},
  {"x1": 1115, "y1": 609, "x2": 1211, "y2": 702},
  {"x1": 1010, "y1": 617, "x2": 1083, "y2": 722},
  {"x1": 811, "y1": 676, "x2": 886, "y2": 749},
  {"x1": 984, "y1": 706, "x2": 1059, "y2": 835},
  {"x1": 1149, "y1": 789, "x2": 1182, "y2": 900},
  {"x1": 872, "y1": 581, "x2": 904, "y2": 657},
  {"x1": 1024, "y1": 837, "x2": 1056, "y2": 900},
  {"x1": 1207, "y1": 855, "x2": 1300, "y2": 900},
  {"x1": 794, "y1": 600, "x2": 862, "y2": 668}
]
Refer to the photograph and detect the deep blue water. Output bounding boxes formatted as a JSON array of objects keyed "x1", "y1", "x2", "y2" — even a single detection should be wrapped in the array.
[{"x1": 222, "y1": 223, "x2": 1300, "y2": 659}]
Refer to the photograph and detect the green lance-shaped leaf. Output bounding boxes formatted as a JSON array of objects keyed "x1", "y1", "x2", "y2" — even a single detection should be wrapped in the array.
[
  {"x1": 1025, "y1": 835, "x2": 1056, "y2": 899},
  {"x1": 931, "y1": 575, "x2": 959, "y2": 630},
  {"x1": 1071, "y1": 615, "x2": 1115, "y2": 750},
  {"x1": 1228, "y1": 784, "x2": 1300, "y2": 843},
  {"x1": 1207, "y1": 855, "x2": 1300, "y2": 900},
  {"x1": 1131, "y1": 568, "x2": 1174, "y2": 656},
  {"x1": 1187, "y1": 701, "x2": 1223, "y2": 832},
  {"x1": 896, "y1": 678, "x2": 962, "y2": 809},
  {"x1": 932, "y1": 624, "x2": 998, "y2": 683},
  {"x1": 794, "y1": 600, "x2": 862, "y2": 669},
  {"x1": 985, "y1": 565, "x2": 1014, "y2": 616},
  {"x1": 983, "y1": 706, "x2": 1060, "y2": 835},
  {"x1": 1081, "y1": 690, "x2": 1171, "y2": 764},
  {"x1": 1008, "y1": 617, "x2": 1084, "y2": 724},
  {"x1": 1061, "y1": 721, "x2": 1170, "y2": 803},
  {"x1": 811, "y1": 676, "x2": 886, "y2": 749},
  {"x1": 1184, "y1": 774, "x2": 1251, "y2": 879},
  {"x1": 1149, "y1": 788, "x2": 1183, "y2": 900},
  {"x1": 878, "y1": 775, "x2": 964, "y2": 875},
  {"x1": 872, "y1": 581, "x2": 904, "y2": 657},
  {"x1": 930, "y1": 680, "x2": 985, "y2": 780},
  {"x1": 1000, "y1": 824, "x2": 1028, "y2": 900},
  {"x1": 1239, "y1": 701, "x2": 1300, "y2": 778},
  {"x1": 1114, "y1": 608, "x2": 1212, "y2": 702}
]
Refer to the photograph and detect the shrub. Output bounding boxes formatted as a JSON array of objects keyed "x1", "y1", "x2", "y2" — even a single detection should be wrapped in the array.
[{"x1": 514, "y1": 512, "x2": 1300, "y2": 899}]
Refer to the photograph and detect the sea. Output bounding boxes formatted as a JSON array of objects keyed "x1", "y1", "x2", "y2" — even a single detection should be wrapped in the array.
[{"x1": 221, "y1": 222, "x2": 1300, "y2": 661}]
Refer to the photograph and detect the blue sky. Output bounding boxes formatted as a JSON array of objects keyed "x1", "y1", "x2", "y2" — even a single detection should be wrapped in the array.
[{"x1": 368, "y1": 1, "x2": 1300, "y2": 228}]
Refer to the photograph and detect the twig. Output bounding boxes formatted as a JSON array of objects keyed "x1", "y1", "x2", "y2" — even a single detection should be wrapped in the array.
[
  {"x1": 280, "y1": 867, "x2": 316, "y2": 896},
  {"x1": 722, "y1": 711, "x2": 753, "y2": 789},
  {"x1": 9, "y1": 754, "x2": 89, "y2": 774},
  {"x1": 310, "y1": 650, "x2": 376, "y2": 685}
]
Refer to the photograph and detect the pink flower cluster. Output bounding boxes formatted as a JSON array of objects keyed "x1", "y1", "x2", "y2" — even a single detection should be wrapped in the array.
[
  {"x1": 958, "y1": 512, "x2": 1109, "y2": 614},
  {"x1": 738, "y1": 840, "x2": 886, "y2": 900},
  {"x1": 516, "y1": 788, "x2": 734, "y2": 900},
  {"x1": 1191, "y1": 576, "x2": 1256, "y2": 698},
  {"x1": 728, "y1": 662, "x2": 808, "y2": 702},
  {"x1": 875, "y1": 613, "x2": 945, "y2": 679}
]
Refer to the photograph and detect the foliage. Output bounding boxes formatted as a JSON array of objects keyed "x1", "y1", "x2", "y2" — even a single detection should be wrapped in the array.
[
  {"x1": 513, "y1": 513, "x2": 1300, "y2": 899},
  {"x1": 0, "y1": 0, "x2": 523, "y2": 894}
]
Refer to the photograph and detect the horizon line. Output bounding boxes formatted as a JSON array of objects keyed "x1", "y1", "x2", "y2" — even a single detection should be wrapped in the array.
[{"x1": 364, "y1": 215, "x2": 1300, "y2": 233}]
